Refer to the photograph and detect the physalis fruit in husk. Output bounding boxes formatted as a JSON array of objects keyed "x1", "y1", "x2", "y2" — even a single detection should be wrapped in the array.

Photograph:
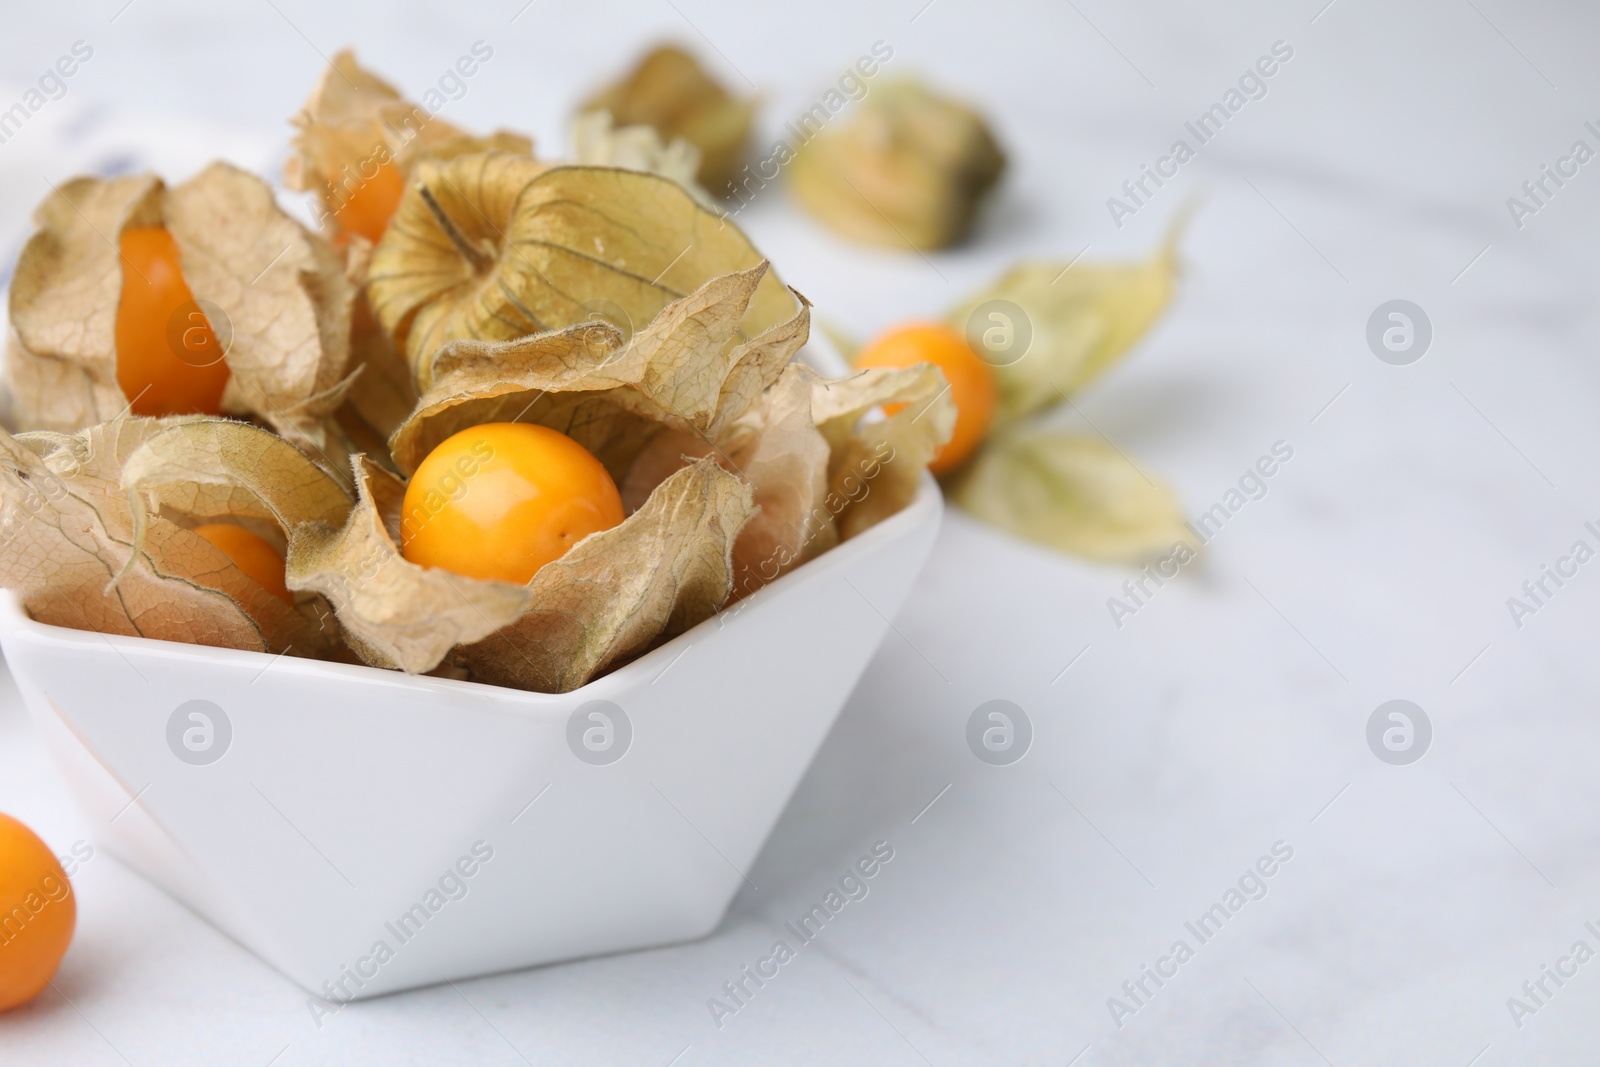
[
  {"x1": 790, "y1": 78, "x2": 1005, "y2": 251},
  {"x1": 294, "y1": 249, "x2": 951, "y2": 692},
  {"x1": 192, "y1": 523, "x2": 293, "y2": 605},
  {"x1": 579, "y1": 44, "x2": 755, "y2": 193},
  {"x1": 285, "y1": 47, "x2": 533, "y2": 245},
  {"x1": 351, "y1": 162, "x2": 949, "y2": 688},
  {"x1": 0, "y1": 417, "x2": 347, "y2": 655},
  {"x1": 400, "y1": 423, "x2": 626, "y2": 585},
  {"x1": 284, "y1": 49, "x2": 535, "y2": 446},
  {"x1": 854, "y1": 322, "x2": 996, "y2": 475},
  {"x1": 115, "y1": 225, "x2": 231, "y2": 416},
  {"x1": 7, "y1": 165, "x2": 357, "y2": 468},
  {"x1": 937, "y1": 223, "x2": 1194, "y2": 562},
  {"x1": 366, "y1": 158, "x2": 796, "y2": 392}
]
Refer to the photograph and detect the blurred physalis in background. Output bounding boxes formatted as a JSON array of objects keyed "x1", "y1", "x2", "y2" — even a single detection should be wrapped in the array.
[
  {"x1": 791, "y1": 78, "x2": 1005, "y2": 251},
  {"x1": 579, "y1": 44, "x2": 755, "y2": 194}
]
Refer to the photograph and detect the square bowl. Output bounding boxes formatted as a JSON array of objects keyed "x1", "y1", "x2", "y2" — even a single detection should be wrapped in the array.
[{"x1": 0, "y1": 472, "x2": 941, "y2": 1000}]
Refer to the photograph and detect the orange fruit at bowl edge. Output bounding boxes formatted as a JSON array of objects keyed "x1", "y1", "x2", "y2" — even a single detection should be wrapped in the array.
[
  {"x1": 115, "y1": 226, "x2": 231, "y2": 417},
  {"x1": 400, "y1": 423, "x2": 626, "y2": 586},
  {"x1": 193, "y1": 524, "x2": 292, "y2": 605},
  {"x1": 0, "y1": 813, "x2": 76, "y2": 1012},
  {"x1": 853, "y1": 322, "x2": 997, "y2": 476}
]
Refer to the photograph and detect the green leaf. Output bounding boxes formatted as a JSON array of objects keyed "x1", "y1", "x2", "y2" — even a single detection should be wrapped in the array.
[
  {"x1": 947, "y1": 431, "x2": 1195, "y2": 563},
  {"x1": 949, "y1": 223, "x2": 1182, "y2": 429}
]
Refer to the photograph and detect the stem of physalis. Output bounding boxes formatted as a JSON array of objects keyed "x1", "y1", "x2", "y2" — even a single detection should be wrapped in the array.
[{"x1": 416, "y1": 183, "x2": 495, "y2": 275}]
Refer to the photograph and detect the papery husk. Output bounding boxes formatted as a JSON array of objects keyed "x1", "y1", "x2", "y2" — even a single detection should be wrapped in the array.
[
  {"x1": 5, "y1": 334, "x2": 121, "y2": 435},
  {"x1": 579, "y1": 44, "x2": 754, "y2": 192},
  {"x1": 340, "y1": 302, "x2": 417, "y2": 451},
  {"x1": 386, "y1": 252, "x2": 937, "y2": 616},
  {"x1": 285, "y1": 48, "x2": 533, "y2": 233},
  {"x1": 945, "y1": 431, "x2": 1195, "y2": 563},
  {"x1": 789, "y1": 78, "x2": 1005, "y2": 251},
  {"x1": 626, "y1": 356, "x2": 954, "y2": 578},
  {"x1": 572, "y1": 109, "x2": 709, "y2": 205},
  {"x1": 119, "y1": 418, "x2": 356, "y2": 559},
  {"x1": 368, "y1": 158, "x2": 796, "y2": 391},
  {"x1": 455, "y1": 458, "x2": 755, "y2": 692},
  {"x1": 0, "y1": 417, "x2": 336, "y2": 654},
  {"x1": 623, "y1": 362, "x2": 836, "y2": 598},
  {"x1": 284, "y1": 455, "x2": 535, "y2": 673},
  {"x1": 337, "y1": 240, "x2": 419, "y2": 448},
  {"x1": 167, "y1": 163, "x2": 358, "y2": 460},
  {"x1": 948, "y1": 224, "x2": 1182, "y2": 429},
  {"x1": 8, "y1": 174, "x2": 161, "y2": 431},
  {"x1": 811, "y1": 363, "x2": 956, "y2": 539},
  {"x1": 388, "y1": 263, "x2": 808, "y2": 481},
  {"x1": 718, "y1": 363, "x2": 837, "y2": 593},
  {"x1": 285, "y1": 453, "x2": 754, "y2": 692},
  {"x1": 7, "y1": 164, "x2": 358, "y2": 470}
]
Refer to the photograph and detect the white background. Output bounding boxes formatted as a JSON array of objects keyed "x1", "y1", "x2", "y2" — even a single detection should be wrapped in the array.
[{"x1": 3, "y1": 0, "x2": 1600, "y2": 1064}]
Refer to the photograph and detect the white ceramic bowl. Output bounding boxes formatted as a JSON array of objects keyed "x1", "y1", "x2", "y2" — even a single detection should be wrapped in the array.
[{"x1": 0, "y1": 472, "x2": 941, "y2": 1000}]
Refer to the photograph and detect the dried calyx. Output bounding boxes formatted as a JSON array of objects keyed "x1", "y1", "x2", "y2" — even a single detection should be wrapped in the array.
[
  {"x1": 790, "y1": 78, "x2": 1006, "y2": 251},
  {"x1": 285, "y1": 47, "x2": 532, "y2": 240},
  {"x1": 579, "y1": 44, "x2": 755, "y2": 193},
  {"x1": 366, "y1": 157, "x2": 796, "y2": 391},
  {"x1": 0, "y1": 418, "x2": 345, "y2": 655},
  {"x1": 7, "y1": 164, "x2": 357, "y2": 470},
  {"x1": 284, "y1": 48, "x2": 534, "y2": 448}
]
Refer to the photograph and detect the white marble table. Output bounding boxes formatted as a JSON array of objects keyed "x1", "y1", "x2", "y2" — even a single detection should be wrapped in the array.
[{"x1": 3, "y1": 1, "x2": 1600, "y2": 1063}]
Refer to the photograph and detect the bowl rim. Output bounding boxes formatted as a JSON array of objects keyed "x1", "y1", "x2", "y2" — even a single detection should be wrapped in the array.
[{"x1": 0, "y1": 472, "x2": 941, "y2": 708}]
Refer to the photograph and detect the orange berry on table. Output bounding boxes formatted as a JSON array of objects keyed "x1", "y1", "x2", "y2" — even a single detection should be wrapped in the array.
[
  {"x1": 400, "y1": 423, "x2": 625, "y2": 586},
  {"x1": 193, "y1": 523, "x2": 292, "y2": 606},
  {"x1": 115, "y1": 226, "x2": 230, "y2": 417},
  {"x1": 333, "y1": 159, "x2": 406, "y2": 245},
  {"x1": 854, "y1": 321, "x2": 997, "y2": 476},
  {"x1": 0, "y1": 813, "x2": 76, "y2": 1013}
]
